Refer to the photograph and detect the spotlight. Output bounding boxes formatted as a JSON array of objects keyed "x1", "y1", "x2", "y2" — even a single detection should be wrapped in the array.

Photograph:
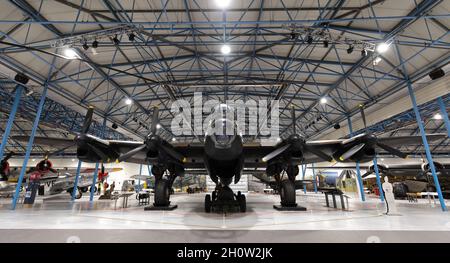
[
  {"x1": 125, "y1": 98, "x2": 132, "y2": 105},
  {"x1": 333, "y1": 123, "x2": 341, "y2": 130},
  {"x1": 361, "y1": 49, "x2": 367, "y2": 57},
  {"x1": 306, "y1": 35, "x2": 313, "y2": 45},
  {"x1": 128, "y1": 33, "x2": 135, "y2": 42},
  {"x1": 433, "y1": 113, "x2": 443, "y2": 120},
  {"x1": 112, "y1": 123, "x2": 118, "y2": 129},
  {"x1": 221, "y1": 44, "x2": 231, "y2": 55},
  {"x1": 63, "y1": 47, "x2": 78, "y2": 59},
  {"x1": 156, "y1": 124, "x2": 162, "y2": 129},
  {"x1": 323, "y1": 40, "x2": 329, "y2": 48},
  {"x1": 346, "y1": 45, "x2": 354, "y2": 54},
  {"x1": 14, "y1": 73, "x2": 29, "y2": 84},
  {"x1": 376, "y1": 42, "x2": 390, "y2": 53},
  {"x1": 82, "y1": 42, "x2": 89, "y2": 51},
  {"x1": 172, "y1": 138, "x2": 177, "y2": 142},
  {"x1": 215, "y1": 0, "x2": 231, "y2": 9},
  {"x1": 276, "y1": 137, "x2": 282, "y2": 142},
  {"x1": 290, "y1": 32, "x2": 297, "y2": 40},
  {"x1": 112, "y1": 35, "x2": 120, "y2": 45},
  {"x1": 320, "y1": 97, "x2": 327, "y2": 104},
  {"x1": 92, "y1": 40, "x2": 99, "y2": 48}
]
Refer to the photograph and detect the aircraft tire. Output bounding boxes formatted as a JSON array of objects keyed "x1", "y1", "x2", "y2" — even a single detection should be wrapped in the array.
[
  {"x1": 154, "y1": 179, "x2": 170, "y2": 206},
  {"x1": 76, "y1": 190, "x2": 82, "y2": 199},
  {"x1": 205, "y1": 194, "x2": 212, "y2": 213},
  {"x1": 212, "y1": 190, "x2": 217, "y2": 201},
  {"x1": 280, "y1": 180, "x2": 296, "y2": 206},
  {"x1": 238, "y1": 194, "x2": 246, "y2": 212},
  {"x1": 81, "y1": 187, "x2": 88, "y2": 193}
]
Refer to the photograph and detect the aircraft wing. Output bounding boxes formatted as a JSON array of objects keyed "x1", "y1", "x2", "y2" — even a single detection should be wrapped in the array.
[{"x1": 12, "y1": 136, "x2": 76, "y2": 149}]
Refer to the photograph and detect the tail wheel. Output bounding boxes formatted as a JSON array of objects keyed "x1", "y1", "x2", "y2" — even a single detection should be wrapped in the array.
[
  {"x1": 205, "y1": 194, "x2": 212, "y2": 213},
  {"x1": 280, "y1": 180, "x2": 296, "y2": 206},
  {"x1": 238, "y1": 194, "x2": 246, "y2": 212},
  {"x1": 154, "y1": 179, "x2": 170, "y2": 206}
]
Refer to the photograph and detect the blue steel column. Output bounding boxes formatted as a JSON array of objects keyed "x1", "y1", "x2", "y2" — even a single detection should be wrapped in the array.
[
  {"x1": 89, "y1": 162, "x2": 100, "y2": 201},
  {"x1": 301, "y1": 165, "x2": 307, "y2": 193},
  {"x1": 89, "y1": 118, "x2": 107, "y2": 202},
  {"x1": 0, "y1": 85, "x2": 23, "y2": 159},
  {"x1": 11, "y1": 85, "x2": 48, "y2": 210},
  {"x1": 437, "y1": 97, "x2": 450, "y2": 137},
  {"x1": 138, "y1": 164, "x2": 143, "y2": 192},
  {"x1": 407, "y1": 82, "x2": 447, "y2": 211},
  {"x1": 71, "y1": 160, "x2": 83, "y2": 200},
  {"x1": 311, "y1": 163, "x2": 317, "y2": 193},
  {"x1": 347, "y1": 116, "x2": 365, "y2": 201},
  {"x1": 372, "y1": 157, "x2": 385, "y2": 202}
]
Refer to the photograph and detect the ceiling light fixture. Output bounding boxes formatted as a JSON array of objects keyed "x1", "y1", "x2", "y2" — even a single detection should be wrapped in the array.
[
  {"x1": 156, "y1": 124, "x2": 162, "y2": 129},
  {"x1": 172, "y1": 138, "x2": 177, "y2": 142},
  {"x1": 306, "y1": 34, "x2": 313, "y2": 45},
  {"x1": 433, "y1": 113, "x2": 443, "y2": 120},
  {"x1": 92, "y1": 40, "x2": 99, "y2": 48},
  {"x1": 128, "y1": 33, "x2": 135, "y2": 41},
  {"x1": 347, "y1": 45, "x2": 354, "y2": 54},
  {"x1": 376, "y1": 42, "x2": 390, "y2": 53},
  {"x1": 373, "y1": 56, "x2": 382, "y2": 66},
  {"x1": 320, "y1": 97, "x2": 327, "y2": 104},
  {"x1": 125, "y1": 98, "x2": 132, "y2": 105},
  {"x1": 112, "y1": 35, "x2": 120, "y2": 45},
  {"x1": 221, "y1": 44, "x2": 231, "y2": 55},
  {"x1": 361, "y1": 49, "x2": 367, "y2": 57},
  {"x1": 82, "y1": 42, "x2": 89, "y2": 51},
  {"x1": 323, "y1": 39, "x2": 329, "y2": 48},
  {"x1": 63, "y1": 47, "x2": 78, "y2": 59},
  {"x1": 215, "y1": 0, "x2": 231, "y2": 9}
]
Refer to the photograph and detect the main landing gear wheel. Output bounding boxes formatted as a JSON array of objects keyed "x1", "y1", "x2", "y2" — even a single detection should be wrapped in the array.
[
  {"x1": 205, "y1": 194, "x2": 212, "y2": 213},
  {"x1": 154, "y1": 179, "x2": 170, "y2": 206},
  {"x1": 237, "y1": 192, "x2": 246, "y2": 212},
  {"x1": 280, "y1": 180, "x2": 296, "y2": 207}
]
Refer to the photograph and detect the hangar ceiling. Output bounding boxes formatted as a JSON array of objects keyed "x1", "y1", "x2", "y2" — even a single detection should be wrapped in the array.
[{"x1": 0, "y1": 0, "x2": 449, "y2": 156}]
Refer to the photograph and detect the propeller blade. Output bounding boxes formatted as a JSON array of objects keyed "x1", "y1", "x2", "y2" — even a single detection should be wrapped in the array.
[
  {"x1": 339, "y1": 143, "x2": 365, "y2": 161},
  {"x1": 160, "y1": 144, "x2": 186, "y2": 163},
  {"x1": 262, "y1": 144, "x2": 291, "y2": 162},
  {"x1": 3, "y1": 152, "x2": 14, "y2": 162},
  {"x1": 359, "y1": 104, "x2": 368, "y2": 133},
  {"x1": 361, "y1": 171, "x2": 373, "y2": 178},
  {"x1": 291, "y1": 106, "x2": 296, "y2": 134},
  {"x1": 46, "y1": 144, "x2": 76, "y2": 158},
  {"x1": 118, "y1": 144, "x2": 147, "y2": 162},
  {"x1": 82, "y1": 106, "x2": 94, "y2": 133},
  {"x1": 376, "y1": 142, "x2": 408, "y2": 159},
  {"x1": 150, "y1": 107, "x2": 160, "y2": 134},
  {"x1": 303, "y1": 144, "x2": 334, "y2": 162}
]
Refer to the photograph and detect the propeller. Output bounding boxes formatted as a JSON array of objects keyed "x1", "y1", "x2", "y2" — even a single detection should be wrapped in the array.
[
  {"x1": 262, "y1": 106, "x2": 333, "y2": 163},
  {"x1": 118, "y1": 107, "x2": 186, "y2": 163},
  {"x1": 339, "y1": 104, "x2": 408, "y2": 161},
  {"x1": 1, "y1": 152, "x2": 14, "y2": 179}
]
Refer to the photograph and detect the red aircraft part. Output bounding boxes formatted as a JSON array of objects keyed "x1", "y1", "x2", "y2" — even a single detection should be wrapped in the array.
[{"x1": 98, "y1": 172, "x2": 109, "y2": 181}]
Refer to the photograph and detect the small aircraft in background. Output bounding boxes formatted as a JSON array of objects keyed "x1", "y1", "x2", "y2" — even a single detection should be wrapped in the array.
[{"x1": 0, "y1": 152, "x2": 122, "y2": 198}]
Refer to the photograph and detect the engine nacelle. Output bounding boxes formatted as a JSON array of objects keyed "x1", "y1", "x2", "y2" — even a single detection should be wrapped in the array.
[
  {"x1": 332, "y1": 144, "x2": 376, "y2": 163},
  {"x1": 367, "y1": 163, "x2": 389, "y2": 175},
  {"x1": 422, "y1": 162, "x2": 445, "y2": 173}
]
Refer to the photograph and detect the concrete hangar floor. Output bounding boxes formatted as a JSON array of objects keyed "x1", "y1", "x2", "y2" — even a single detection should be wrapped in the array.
[{"x1": 0, "y1": 192, "x2": 449, "y2": 243}]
